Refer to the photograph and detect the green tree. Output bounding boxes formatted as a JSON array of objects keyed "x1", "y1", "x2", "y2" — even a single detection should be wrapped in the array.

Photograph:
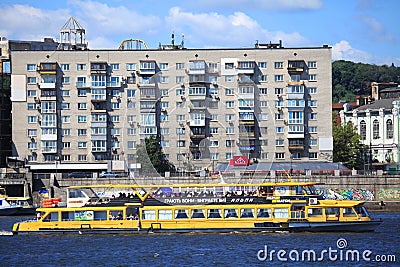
[
  {"x1": 333, "y1": 120, "x2": 363, "y2": 169},
  {"x1": 135, "y1": 135, "x2": 175, "y2": 176}
]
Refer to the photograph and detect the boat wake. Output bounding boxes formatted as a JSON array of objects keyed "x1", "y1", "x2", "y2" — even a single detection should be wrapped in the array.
[{"x1": 0, "y1": 230, "x2": 13, "y2": 236}]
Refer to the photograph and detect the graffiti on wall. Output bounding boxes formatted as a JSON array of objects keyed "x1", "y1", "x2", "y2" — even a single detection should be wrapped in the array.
[
  {"x1": 377, "y1": 188, "x2": 400, "y2": 200},
  {"x1": 319, "y1": 188, "x2": 375, "y2": 201}
]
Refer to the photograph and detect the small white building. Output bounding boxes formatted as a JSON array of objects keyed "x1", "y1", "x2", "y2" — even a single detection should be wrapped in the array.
[{"x1": 340, "y1": 99, "x2": 400, "y2": 172}]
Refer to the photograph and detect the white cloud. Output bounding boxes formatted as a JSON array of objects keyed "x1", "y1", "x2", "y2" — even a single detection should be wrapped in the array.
[
  {"x1": 184, "y1": 0, "x2": 323, "y2": 11},
  {"x1": 0, "y1": 4, "x2": 69, "y2": 41},
  {"x1": 332, "y1": 40, "x2": 372, "y2": 63},
  {"x1": 360, "y1": 15, "x2": 395, "y2": 43},
  {"x1": 165, "y1": 7, "x2": 309, "y2": 48},
  {"x1": 332, "y1": 40, "x2": 400, "y2": 66}
]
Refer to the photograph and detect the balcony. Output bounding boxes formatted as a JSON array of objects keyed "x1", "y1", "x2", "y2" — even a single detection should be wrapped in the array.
[
  {"x1": 42, "y1": 147, "x2": 57, "y2": 153},
  {"x1": 41, "y1": 133, "x2": 57, "y2": 141},
  {"x1": 106, "y1": 81, "x2": 122, "y2": 87},
  {"x1": 189, "y1": 75, "x2": 207, "y2": 84},
  {"x1": 138, "y1": 77, "x2": 156, "y2": 87},
  {"x1": 237, "y1": 61, "x2": 255, "y2": 74},
  {"x1": 239, "y1": 145, "x2": 255, "y2": 151},
  {"x1": 91, "y1": 95, "x2": 107, "y2": 102},
  {"x1": 238, "y1": 75, "x2": 255, "y2": 84},
  {"x1": 139, "y1": 60, "x2": 156, "y2": 75},
  {"x1": 287, "y1": 81, "x2": 304, "y2": 86},
  {"x1": 76, "y1": 82, "x2": 90, "y2": 88},
  {"x1": 39, "y1": 82, "x2": 56, "y2": 89},
  {"x1": 90, "y1": 62, "x2": 107, "y2": 73},
  {"x1": 188, "y1": 60, "x2": 206, "y2": 75},
  {"x1": 38, "y1": 63, "x2": 57, "y2": 74},
  {"x1": 287, "y1": 61, "x2": 305, "y2": 73},
  {"x1": 288, "y1": 144, "x2": 304, "y2": 150}
]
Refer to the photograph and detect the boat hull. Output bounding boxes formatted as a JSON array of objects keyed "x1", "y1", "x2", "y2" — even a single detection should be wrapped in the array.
[
  {"x1": 13, "y1": 220, "x2": 381, "y2": 235},
  {"x1": 0, "y1": 207, "x2": 37, "y2": 216}
]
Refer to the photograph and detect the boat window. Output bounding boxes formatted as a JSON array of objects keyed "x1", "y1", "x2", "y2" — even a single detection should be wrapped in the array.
[
  {"x1": 257, "y1": 208, "x2": 271, "y2": 218},
  {"x1": 158, "y1": 209, "x2": 173, "y2": 220},
  {"x1": 61, "y1": 211, "x2": 74, "y2": 221},
  {"x1": 142, "y1": 210, "x2": 156, "y2": 220},
  {"x1": 175, "y1": 209, "x2": 189, "y2": 219},
  {"x1": 303, "y1": 186, "x2": 313, "y2": 195},
  {"x1": 342, "y1": 208, "x2": 356, "y2": 217},
  {"x1": 240, "y1": 208, "x2": 254, "y2": 218},
  {"x1": 354, "y1": 206, "x2": 369, "y2": 217},
  {"x1": 68, "y1": 189, "x2": 86, "y2": 198},
  {"x1": 274, "y1": 208, "x2": 288, "y2": 218},
  {"x1": 259, "y1": 186, "x2": 273, "y2": 196},
  {"x1": 191, "y1": 209, "x2": 205, "y2": 219},
  {"x1": 274, "y1": 186, "x2": 290, "y2": 196},
  {"x1": 325, "y1": 208, "x2": 340, "y2": 216},
  {"x1": 94, "y1": 211, "x2": 107, "y2": 220},
  {"x1": 224, "y1": 208, "x2": 238, "y2": 218},
  {"x1": 294, "y1": 186, "x2": 303, "y2": 195},
  {"x1": 43, "y1": 212, "x2": 58, "y2": 222},
  {"x1": 290, "y1": 206, "x2": 305, "y2": 218},
  {"x1": 307, "y1": 208, "x2": 323, "y2": 217},
  {"x1": 109, "y1": 210, "x2": 124, "y2": 220},
  {"x1": 207, "y1": 209, "x2": 222, "y2": 219}
]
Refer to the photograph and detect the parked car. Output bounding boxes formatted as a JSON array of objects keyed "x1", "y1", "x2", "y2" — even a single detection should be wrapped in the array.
[
  {"x1": 99, "y1": 172, "x2": 120, "y2": 178},
  {"x1": 67, "y1": 172, "x2": 91, "y2": 178}
]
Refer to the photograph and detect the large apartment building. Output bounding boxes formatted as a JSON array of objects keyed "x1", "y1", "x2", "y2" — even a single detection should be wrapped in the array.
[{"x1": 10, "y1": 22, "x2": 333, "y2": 176}]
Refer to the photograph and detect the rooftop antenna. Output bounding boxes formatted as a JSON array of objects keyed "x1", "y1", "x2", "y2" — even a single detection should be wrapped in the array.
[
  {"x1": 171, "y1": 32, "x2": 175, "y2": 46},
  {"x1": 181, "y1": 33, "x2": 185, "y2": 48}
]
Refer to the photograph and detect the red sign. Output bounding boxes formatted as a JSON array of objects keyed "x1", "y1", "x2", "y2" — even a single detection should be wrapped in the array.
[{"x1": 230, "y1": 156, "x2": 250, "y2": 166}]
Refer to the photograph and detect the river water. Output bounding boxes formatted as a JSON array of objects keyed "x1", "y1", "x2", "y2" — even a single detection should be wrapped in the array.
[{"x1": 0, "y1": 212, "x2": 398, "y2": 267}]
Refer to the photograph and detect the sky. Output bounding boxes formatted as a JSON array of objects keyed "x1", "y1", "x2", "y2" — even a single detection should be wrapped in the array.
[{"x1": 1, "y1": 0, "x2": 399, "y2": 66}]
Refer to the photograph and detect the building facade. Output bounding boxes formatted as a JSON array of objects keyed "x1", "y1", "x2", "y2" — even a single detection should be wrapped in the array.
[
  {"x1": 340, "y1": 99, "x2": 400, "y2": 172},
  {"x1": 10, "y1": 40, "x2": 333, "y2": 176}
]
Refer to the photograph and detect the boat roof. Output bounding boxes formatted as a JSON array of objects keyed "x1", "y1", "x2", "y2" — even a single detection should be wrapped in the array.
[{"x1": 67, "y1": 181, "x2": 317, "y2": 189}]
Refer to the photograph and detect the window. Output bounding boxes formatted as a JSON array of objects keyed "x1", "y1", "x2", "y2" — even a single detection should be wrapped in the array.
[
  {"x1": 27, "y1": 129, "x2": 38, "y2": 137},
  {"x1": 275, "y1": 88, "x2": 284, "y2": 95},
  {"x1": 386, "y1": 119, "x2": 393, "y2": 139},
  {"x1": 225, "y1": 63, "x2": 234, "y2": 69},
  {"x1": 226, "y1": 140, "x2": 234, "y2": 147},
  {"x1": 210, "y1": 140, "x2": 219, "y2": 147},
  {"x1": 27, "y1": 64, "x2": 36, "y2": 71},
  {"x1": 112, "y1": 102, "x2": 120, "y2": 109},
  {"x1": 258, "y1": 62, "x2": 267, "y2": 68},
  {"x1": 275, "y1": 75, "x2": 284, "y2": 82},
  {"x1": 373, "y1": 119, "x2": 379, "y2": 139},
  {"x1": 259, "y1": 88, "x2": 268, "y2": 95},
  {"x1": 210, "y1": 127, "x2": 218, "y2": 134},
  {"x1": 77, "y1": 103, "x2": 86, "y2": 110},
  {"x1": 276, "y1": 139, "x2": 284, "y2": 146},
  {"x1": 225, "y1": 88, "x2": 234, "y2": 95},
  {"x1": 78, "y1": 129, "x2": 87, "y2": 136},
  {"x1": 78, "y1": 142, "x2": 87, "y2": 148},
  {"x1": 176, "y1": 88, "x2": 185, "y2": 96},
  {"x1": 160, "y1": 76, "x2": 169, "y2": 83},
  {"x1": 360, "y1": 120, "x2": 366, "y2": 140},
  {"x1": 62, "y1": 142, "x2": 71, "y2": 148},
  {"x1": 27, "y1": 77, "x2": 36, "y2": 84},
  {"x1": 128, "y1": 141, "x2": 136, "y2": 149},
  {"x1": 176, "y1": 63, "x2": 185, "y2": 70},
  {"x1": 127, "y1": 128, "x2": 136, "y2": 135},
  {"x1": 308, "y1": 87, "x2": 317, "y2": 94},
  {"x1": 110, "y1": 64, "x2": 119, "y2": 70},
  {"x1": 309, "y1": 74, "x2": 317, "y2": 81},
  {"x1": 160, "y1": 63, "x2": 169, "y2": 70},
  {"x1": 226, "y1": 127, "x2": 234, "y2": 134},
  {"x1": 309, "y1": 152, "x2": 318, "y2": 159},
  {"x1": 225, "y1": 76, "x2": 234, "y2": 82},
  {"x1": 111, "y1": 115, "x2": 120, "y2": 123},
  {"x1": 78, "y1": 116, "x2": 87, "y2": 123},
  {"x1": 225, "y1": 114, "x2": 235, "y2": 122},
  {"x1": 27, "y1": 90, "x2": 37, "y2": 97},
  {"x1": 210, "y1": 114, "x2": 218, "y2": 121},
  {"x1": 260, "y1": 101, "x2": 268, "y2": 107},
  {"x1": 61, "y1": 64, "x2": 70, "y2": 71},
  {"x1": 226, "y1": 101, "x2": 234, "y2": 108},
  {"x1": 276, "y1": 153, "x2": 285, "y2": 159},
  {"x1": 27, "y1": 103, "x2": 35, "y2": 110},
  {"x1": 78, "y1": 89, "x2": 87, "y2": 97},
  {"x1": 78, "y1": 155, "x2": 87, "y2": 161},
  {"x1": 176, "y1": 76, "x2": 185, "y2": 83},
  {"x1": 77, "y1": 64, "x2": 86, "y2": 71},
  {"x1": 61, "y1": 116, "x2": 71, "y2": 123},
  {"x1": 309, "y1": 126, "x2": 317, "y2": 133},
  {"x1": 275, "y1": 113, "x2": 283, "y2": 120},
  {"x1": 308, "y1": 61, "x2": 317, "y2": 68},
  {"x1": 310, "y1": 139, "x2": 317, "y2": 146},
  {"x1": 259, "y1": 75, "x2": 268, "y2": 82},
  {"x1": 276, "y1": 127, "x2": 284, "y2": 133},
  {"x1": 28, "y1": 116, "x2": 37, "y2": 123},
  {"x1": 274, "y1": 62, "x2": 283, "y2": 69},
  {"x1": 61, "y1": 103, "x2": 70, "y2": 110},
  {"x1": 62, "y1": 77, "x2": 70, "y2": 84},
  {"x1": 126, "y1": 63, "x2": 136, "y2": 71},
  {"x1": 309, "y1": 113, "x2": 317, "y2": 120}
]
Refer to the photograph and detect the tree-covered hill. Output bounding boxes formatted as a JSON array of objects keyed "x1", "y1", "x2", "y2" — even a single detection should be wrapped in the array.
[{"x1": 332, "y1": 60, "x2": 400, "y2": 103}]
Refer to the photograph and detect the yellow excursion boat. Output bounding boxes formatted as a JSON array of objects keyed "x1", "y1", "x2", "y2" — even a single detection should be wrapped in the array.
[{"x1": 12, "y1": 178, "x2": 382, "y2": 235}]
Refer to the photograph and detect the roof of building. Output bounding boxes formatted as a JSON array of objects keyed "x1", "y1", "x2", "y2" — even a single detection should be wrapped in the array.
[
  {"x1": 215, "y1": 162, "x2": 348, "y2": 172},
  {"x1": 356, "y1": 98, "x2": 395, "y2": 111},
  {"x1": 380, "y1": 86, "x2": 400, "y2": 92}
]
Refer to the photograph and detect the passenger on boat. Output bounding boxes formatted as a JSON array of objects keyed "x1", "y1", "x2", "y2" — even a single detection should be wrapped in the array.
[
  {"x1": 109, "y1": 214, "x2": 115, "y2": 220},
  {"x1": 116, "y1": 212, "x2": 123, "y2": 220},
  {"x1": 127, "y1": 213, "x2": 134, "y2": 220}
]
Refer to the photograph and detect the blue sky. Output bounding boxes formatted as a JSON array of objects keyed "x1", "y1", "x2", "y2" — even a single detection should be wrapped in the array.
[{"x1": 1, "y1": 0, "x2": 399, "y2": 65}]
